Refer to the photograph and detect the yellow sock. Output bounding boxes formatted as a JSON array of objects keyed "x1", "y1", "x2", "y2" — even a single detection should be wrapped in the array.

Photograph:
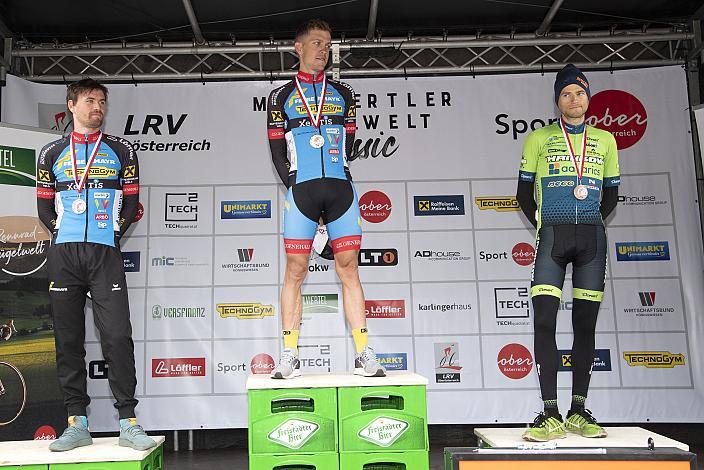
[
  {"x1": 352, "y1": 327, "x2": 369, "y2": 353},
  {"x1": 283, "y1": 329, "x2": 299, "y2": 354}
]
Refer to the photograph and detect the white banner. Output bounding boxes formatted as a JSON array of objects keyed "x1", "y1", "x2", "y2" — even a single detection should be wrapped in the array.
[{"x1": 2, "y1": 66, "x2": 703, "y2": 431}]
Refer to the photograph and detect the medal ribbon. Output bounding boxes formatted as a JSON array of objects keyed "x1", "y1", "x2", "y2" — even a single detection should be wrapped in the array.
[
  {"x1": 294, "y1": 74, "x2": 327, "y2": 128},
  {"x1": 70, "y1": 132, "x2": 103, "y2": 195},
  {"x1": 559, "y1": 118, "x2": 587, "y2": 183}
]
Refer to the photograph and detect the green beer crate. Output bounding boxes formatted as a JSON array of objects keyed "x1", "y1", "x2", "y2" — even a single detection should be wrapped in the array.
[
  {"x1": 248, "y1": 387, "x2": 338, "y2": 455},
  {"x1": 338, "y1": 385, "x2": 428, "y2": 453},
  {"x1": 339, "y1": 450, "x2": 429, "y2": 470},
  {"x1": 150, "y1": 443, "x2": 164, "y2": 470},
  {"x1": 249, "y1": 451, "x2": 339, "y2": 470},
  {"x1": 2, "y1": 467, "x2": 48, "y2": 470},
  {"x1": 50, "y1": 460, "x2": 151, "y2": 470}
]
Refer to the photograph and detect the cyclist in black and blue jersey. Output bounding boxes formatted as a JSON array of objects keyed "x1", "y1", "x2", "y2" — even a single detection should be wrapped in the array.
[
  {"x1": 36, "y1": 79, "x2": 154, "y2": 452},
  {"x1": 267, "y1": 19, "x2": 385, "y2": 379}
]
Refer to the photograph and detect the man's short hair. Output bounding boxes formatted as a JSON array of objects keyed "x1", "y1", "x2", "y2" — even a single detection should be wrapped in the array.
[
  {"x1": 295, "y1": 19, "x2": 332, "y2": 42},
  {"x1": 66, "y1": 78, "x2": 108, "y2": 105}
]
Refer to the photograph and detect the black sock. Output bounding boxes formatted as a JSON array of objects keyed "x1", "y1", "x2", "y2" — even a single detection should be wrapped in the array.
[
  {"x1": 570, "y1": 395, "x2": 586, "y2": 415},
  {"x1": 544, "y1": 399, "x2": 560, "y2": 419},
  {"x1": 533, "y1": 295, "x2": 561, "y2": 416},
  {"x1": 570, "y1": 298, "x2": 600, "y2": 412}
]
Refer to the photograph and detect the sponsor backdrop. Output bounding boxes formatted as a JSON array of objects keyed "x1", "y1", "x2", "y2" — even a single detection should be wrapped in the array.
[
  {"x1": 1, "y1": 65, "x2": 703, "y2": 432},
  {"x1": 0, "y1": 124, "x2": 65, "y2": 441}
]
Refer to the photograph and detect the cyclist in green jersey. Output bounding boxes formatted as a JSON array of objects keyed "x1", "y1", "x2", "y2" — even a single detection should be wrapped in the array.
[{"x1": 517, "y1": 64, "x2": 619, "y2": 441}]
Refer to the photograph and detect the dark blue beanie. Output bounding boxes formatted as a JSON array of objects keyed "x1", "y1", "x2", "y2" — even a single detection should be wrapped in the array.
[{"x1": 554, "y1": 64, "x2": 590, "y2": 103}]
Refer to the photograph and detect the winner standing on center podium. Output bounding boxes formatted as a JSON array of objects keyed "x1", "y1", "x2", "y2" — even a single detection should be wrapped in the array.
[
  {"x1": 516, "y1": 65, "x2": 620, "y2": 441},
  {"x1": 266, "y1": 19, "x2": 385, "y2": 379}
]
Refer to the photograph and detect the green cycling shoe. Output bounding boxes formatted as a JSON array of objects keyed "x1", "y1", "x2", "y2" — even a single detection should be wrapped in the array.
[
  {"x1": 522, "y1": 412, "x2": 567, "y2": 442},
  {"x1": 565, "y1": 409, "x2": 608, "y2": 438}
]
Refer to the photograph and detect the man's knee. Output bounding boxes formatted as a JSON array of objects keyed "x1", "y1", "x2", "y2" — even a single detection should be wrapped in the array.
[
  {"x1": 335, "y1": 252, "x2": 359, "y2": 280},
  {"x1": 285, "y1": 255, "x2": 309, "y2": 282}
]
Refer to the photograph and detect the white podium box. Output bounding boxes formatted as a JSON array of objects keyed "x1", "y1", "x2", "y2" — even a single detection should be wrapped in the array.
[
  {"x1": 246, "y1": 371, "x2": 429, "y2": 390},
  {"x1": 0, "y1": 436, "x2": 165, "y2": 467},
  {"x1": 474, "y1": 427, "x2": 689, "y2": 451}
]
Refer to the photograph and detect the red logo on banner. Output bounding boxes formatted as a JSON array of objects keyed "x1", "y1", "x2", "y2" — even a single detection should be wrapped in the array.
[
  {"x1": 586, "y1": 90, "x2": 648, "y2": 150},
  {"x1": 512, "y1": 243, "x2": 535, "y2": 266},
  {"x1": 365, "y1": 300, "x2": 406, "y2": 318},
  {"x1": 497, "y1": 343, "x2": 533, "y2": 379},
  {"x1": 250, "y1": 353, "x2": 275, "y2": 375},
  {"x1": 151, "y1": 358, "x2": 206, "y2": 377},
  {"x1": 134, "y1": 202, "x2": 145, "y2": 222},
  {"x1": 359, "y1": 191, "x2": 392, "y2": 223},
  {"x1": 34, "y1": 425, "x2": 57, "y2": 440}
]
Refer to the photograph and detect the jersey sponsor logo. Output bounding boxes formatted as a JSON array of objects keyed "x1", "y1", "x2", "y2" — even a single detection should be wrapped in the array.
[
  {"x1": 95, "y1": 198, "x2": 110, "y2": 210},
  {"x1": 63, "y1": 166, "x2": 117, "y2": 179},
  {"x1": 36, "y1": 187, "x2": 55, "y2": 199},
  {"x1": 511, "y1": 243, "x2": 535, "y2": 266},
  {"x1": 558, "y1": 349, "x2": 612, "y2": 371},
  {"x1": 270, "y1": 110, "x2": 284, "y2": 122},
  {"x1": 95, "y1": 213, "x2": 109, "y2": 220},
  {"x1": 474, "y1": 196, "x2": 519, "y2": 212},
  {"x1": 267, "y1": 128, "x2": 284, "y2": 139},
  {"x1": 295, "y1": 103, "x2": 343, "y2": 115},
  {"x1": 38, "y1": 169, "x2": 51, "y2": 182},
  {"x1": 623, "y1": 351, "x2": 685, "y2": 368},
  {"x1": 359, "y1": 190, "x2": 392, "y2": 223},
  {"x1": 545, "y1": 155, "x2": 604, "y2": 165},
  {"x1": 414, "y1": 195, "x2": 465, "y2": 216},
  {"x1": 434, "y1": 342, "x2": 462, "y2": 383},
  {"x1": 134, "y1": 202, "x2": 145, "y2": 222},
  {"x1": 221, "y1": 200, "x2": 271, "y2": 219},
  {"x1": 285, "y1": 239, "x2": 313, "y2": 254},
  {"x1": 216, "y1": 303, "x2": 275, "y2": 319},
  {"x1": 586, "y1": 90, "x2": 647, "y2": 149},
  {"x1": 615, "y1": 241, "x2": 670, "y2": 261},
  {"x1": 123, "y1": 165, "x2": 136, "y2": 178},
  {"x1": 326, "y1": 128, "x2": 342, "y2": 147},
  {"x1": 497, "y1": 343, "x2": 533, "y2": 379},
  {"x1": 546, "y1": 180, "x2": 575, "y2": 188},
  {"x1": 123, "y1": 183, "x2": 139, "y2": 195}
]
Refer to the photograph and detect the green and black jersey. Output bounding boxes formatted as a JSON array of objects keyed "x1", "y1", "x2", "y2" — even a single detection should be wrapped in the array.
[{"x1": 519, "y1": 122, "x2": 620, "y2": 230}]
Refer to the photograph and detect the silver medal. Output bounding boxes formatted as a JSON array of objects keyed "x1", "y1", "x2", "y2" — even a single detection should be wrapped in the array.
[
  {"x1": 310, "y1": 134, "x2": 325, "y2": 149},
  {"x1": 72, "y1": 198, "x2": 87, "y2": 214},
  {"x1": 574, "y1": 184, "x2": 588, "y2": 200}
]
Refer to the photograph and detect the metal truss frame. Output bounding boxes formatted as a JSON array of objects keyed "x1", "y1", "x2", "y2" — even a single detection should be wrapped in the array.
[{"x1": 7, "y1": 28, "x2": 694, "y2": 83}]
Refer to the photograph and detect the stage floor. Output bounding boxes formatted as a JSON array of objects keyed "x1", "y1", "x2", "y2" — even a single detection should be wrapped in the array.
[{"x1": 162, "y1": 424, "x2": 703, "y2": 470}]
